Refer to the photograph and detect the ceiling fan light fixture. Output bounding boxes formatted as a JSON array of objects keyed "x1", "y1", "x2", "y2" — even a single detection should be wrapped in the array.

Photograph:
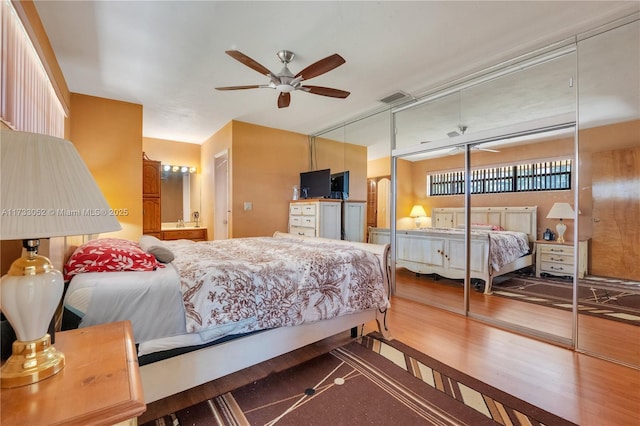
[{"x1": 276, "y1": 84, "x2": 295, "y2": 93}]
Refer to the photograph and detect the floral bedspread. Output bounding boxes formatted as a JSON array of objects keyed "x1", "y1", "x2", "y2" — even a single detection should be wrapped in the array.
[{"x1": 163, "y1": 237, "x2": 389, "y2": 338}]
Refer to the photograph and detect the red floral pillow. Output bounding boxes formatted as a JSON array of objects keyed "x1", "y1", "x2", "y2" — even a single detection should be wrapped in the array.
[{"x1": 64, "y1": 238, "x2": 159, "y2": 281}]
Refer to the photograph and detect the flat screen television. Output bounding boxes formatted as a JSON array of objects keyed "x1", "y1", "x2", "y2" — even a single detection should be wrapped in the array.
[
  {"x1": 300, "y1": 169, "x2": 331, "y2": 199},
  {"x1": 330, "y1": 171, "x2": 349, "y2": 199}
]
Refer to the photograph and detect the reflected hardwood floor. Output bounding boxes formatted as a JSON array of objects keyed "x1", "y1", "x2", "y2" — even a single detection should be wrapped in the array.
[{"x1": 139, "y1": 269, "x2": 640, "y2": 425}]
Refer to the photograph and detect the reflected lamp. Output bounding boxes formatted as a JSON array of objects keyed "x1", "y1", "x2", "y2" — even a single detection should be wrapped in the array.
[
  {"x1": 0, "y1": 130, "x2": 121, "y2": 387},
  {"x1": 546, "y1": 202, "x2": 575, "y2": 244},
  {"x1": 409, "y1": 205, "x2": 428, "y2": 228}
]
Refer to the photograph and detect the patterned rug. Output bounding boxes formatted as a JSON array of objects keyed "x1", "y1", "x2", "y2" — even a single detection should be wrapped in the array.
[
  {"x1": 141, "y1": 332, "x2": 575, "y2": 426},
  {"x1": 492, "y1": 274, "x2": 640, "y2": 326}
]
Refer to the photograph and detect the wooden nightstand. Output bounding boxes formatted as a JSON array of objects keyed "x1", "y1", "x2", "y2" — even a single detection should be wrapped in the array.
[
  {"x1": 535, "y1": 240, "x2": 588, "y2": 279},
  {"x1": 1, "y1": 321, "x2": 146, "y2": 425}
]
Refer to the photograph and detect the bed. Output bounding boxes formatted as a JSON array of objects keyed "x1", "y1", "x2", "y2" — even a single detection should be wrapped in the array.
[
  {"x1": 368, "y1": 206, "x2": 537, "y2": 294},
  {"x1": 62, "y1": 231, "x2": 391, "y2": 403}
]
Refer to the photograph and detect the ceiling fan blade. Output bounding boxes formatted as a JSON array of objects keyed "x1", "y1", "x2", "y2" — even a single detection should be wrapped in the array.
[
  {"x1": 303, "y1": 85, "x2": 350, "y2": 99},
  {"x1": 477, "y1": 147, "x2": 500, "y2": 152},
  {"x1": 225, "y1": 50, "x2": 276, "y2": 77},
  {"x1": 278, "y1": 92, "x2": 291, "y2": 108},
  {"x1": 215, "y1": 85, "x2": 262, "y2": 91},
  {"x1": 294, "y1": 54, "x2": 346, "y2": 80}
]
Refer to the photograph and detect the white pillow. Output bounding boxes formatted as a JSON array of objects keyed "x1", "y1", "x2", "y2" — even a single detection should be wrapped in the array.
[{"x1": 139, "y1": 235, "x2": 175, "y2": 263}]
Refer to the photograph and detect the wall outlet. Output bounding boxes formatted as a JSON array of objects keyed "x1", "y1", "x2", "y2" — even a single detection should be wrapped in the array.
[{"x1": 244, "y1": 202, "x2": 252, "y2": 211}]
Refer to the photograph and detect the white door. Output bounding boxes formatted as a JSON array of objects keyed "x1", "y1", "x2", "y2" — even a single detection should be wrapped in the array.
[{"x1": 214, "y1": 151, "x2": 229, "y2": 240}]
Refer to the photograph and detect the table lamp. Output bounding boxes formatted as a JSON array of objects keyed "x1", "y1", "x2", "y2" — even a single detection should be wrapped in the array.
[
  {"x1": 410, "y1": 205, "x2": 428, "y2": 228},
  {"x1": 546, "y1": 202, "x2": 575, "y2": 244},
  {"x1": 0, "y1": 130, "x2": 122, "y2": 388}
]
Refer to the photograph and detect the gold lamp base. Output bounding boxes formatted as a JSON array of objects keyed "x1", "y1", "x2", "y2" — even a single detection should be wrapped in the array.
[{"x1": 0, "y1": 333, "x2": 65, "y2": 388}]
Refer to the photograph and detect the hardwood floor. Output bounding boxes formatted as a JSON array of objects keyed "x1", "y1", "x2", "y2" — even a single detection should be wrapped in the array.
[{"x1": 139, "y1": 271, "x2": 640, "y2": 425}]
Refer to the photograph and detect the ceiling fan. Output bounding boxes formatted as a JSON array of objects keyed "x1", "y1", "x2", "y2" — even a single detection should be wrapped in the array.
[
  {"x1": 215, "y1": 50, "x2": 350, "y2": 108},
  {"x1": 446, "y1": 126, "x2": 500, "y2": 154}
]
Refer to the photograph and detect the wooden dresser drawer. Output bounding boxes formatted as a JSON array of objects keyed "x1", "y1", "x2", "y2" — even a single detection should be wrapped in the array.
[
  {"x1": 290, "y1": 204, "x2": 316, "y2": 216},
  {"x1": 290, "y1": 215, "x2": 316, "y2": 227},
  {"x1": 161, "y1": 228, "x2": 207, "y2": 241},
  {"x1": 289, "y1": 226, "x2": 316, "y2": 237}
]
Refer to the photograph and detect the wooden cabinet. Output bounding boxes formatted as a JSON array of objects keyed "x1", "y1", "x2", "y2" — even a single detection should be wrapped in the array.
[
  {"x1": 142, "y1": 159, "x2": 161, "y2": 197},
  {"x1": 289, "y1": 200, "x2": 341, "y2": 240},
  {"x1": 535, "y1": 240, "x2": 588, "y2": 279},
  {"x1": 143, "y1": 198, "x2": 161, "y2": 236},
  {"x1": 395, "y1": 231, "x2": 488, "y2": 275},
  {"x1": 343, "y1": 201, "x2": 366, "y2": 242},
  {"x1": 0, "y1": 321, "x2": 146, "y2": 425},
  {"x1": 143, "y1": 158, "x2": 161, "y2": 236},
  {"x1": 161, "y1": 228, "x2": 207, "y2": 241}
]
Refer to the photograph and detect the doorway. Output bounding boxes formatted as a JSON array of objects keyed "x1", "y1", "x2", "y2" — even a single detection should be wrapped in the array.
[{"x1": 214, "y1": 150, "x2": 229, "y2": 240}]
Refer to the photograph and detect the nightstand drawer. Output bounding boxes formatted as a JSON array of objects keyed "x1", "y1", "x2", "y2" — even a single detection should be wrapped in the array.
[
  {"x1": 540, "y1": 262, "x2": 573, "y2": 275},
  {"x1": 539, "y1": 252, "x2": 574, "y2": 264},
  {"x1": 539, "y1": 245, "x2": 574, "y2": 256}
]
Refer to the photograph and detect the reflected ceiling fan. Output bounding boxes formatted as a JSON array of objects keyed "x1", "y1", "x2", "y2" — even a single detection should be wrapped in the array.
[
  {"x1": 215, "y1": 50, "x2": 350, "y2": 108},
  {"x1": 447, "y1": 125, "x2": 500, "y2": 154}
]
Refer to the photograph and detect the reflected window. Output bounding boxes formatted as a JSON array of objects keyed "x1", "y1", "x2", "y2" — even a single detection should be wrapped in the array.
[{"x1": 427, "y1": 159, "x2": 572, "y2": 196}]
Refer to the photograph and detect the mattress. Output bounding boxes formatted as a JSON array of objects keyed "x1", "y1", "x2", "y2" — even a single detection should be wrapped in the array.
[{"x1": 64, "y1": 264, "x2": 187, "y2": 343}]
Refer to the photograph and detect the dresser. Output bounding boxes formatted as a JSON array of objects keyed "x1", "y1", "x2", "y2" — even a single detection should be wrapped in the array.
[
  {"x1": 535, "y1": 240, "x2": 588, "y2": 279},
  {"x1": 289, "y1": 200, "x2": 341, "y2": 239}
]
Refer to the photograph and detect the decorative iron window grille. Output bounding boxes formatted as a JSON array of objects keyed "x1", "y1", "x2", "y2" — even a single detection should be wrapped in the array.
[{"x1": 427, "y1": 160, "x2": 572, "y2": 196}]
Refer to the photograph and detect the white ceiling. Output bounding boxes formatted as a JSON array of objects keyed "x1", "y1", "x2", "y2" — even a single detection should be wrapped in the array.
[{"x1": 34, "y1": 1, "x2": 639, "y2": 147}]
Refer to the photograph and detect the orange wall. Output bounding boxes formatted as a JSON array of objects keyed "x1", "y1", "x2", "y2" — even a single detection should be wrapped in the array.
[
  {"x1": 143, "y1": 137, "x2": 200, "y2": 167},
  {"x1": 231, "y1": 121, "x2": 309, "y2": 237},
  {"x1": 69, "y1": 93, "x2": 143, "y2": 240},
  {"x1": 198, "y1": 121, "x2": 369, "y2": 239},
  {"x1": 368, "y1": 156, "x2": 391, "y2": 178}
]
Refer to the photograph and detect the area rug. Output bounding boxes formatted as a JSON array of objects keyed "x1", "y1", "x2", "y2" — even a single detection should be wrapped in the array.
[
  {"x1": 492, "y1": 274, "x2": 640, "y2": 326},
  {"x1": 141, "y1": 332, "x2": 575, "y2": 426}
]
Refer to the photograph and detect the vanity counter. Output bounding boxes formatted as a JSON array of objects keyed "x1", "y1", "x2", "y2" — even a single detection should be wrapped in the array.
[{"x1": 160, "y1": 227, "x2": 207, "y2": 241}]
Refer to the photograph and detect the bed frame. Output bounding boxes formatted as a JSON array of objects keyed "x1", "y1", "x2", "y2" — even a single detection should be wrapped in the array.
[
  {"x1": 368, "y1": 206, "x2": 537, "y2": 294},
  {"x1": 140, "y1": 233, "x2": 391, "y2": 403}
]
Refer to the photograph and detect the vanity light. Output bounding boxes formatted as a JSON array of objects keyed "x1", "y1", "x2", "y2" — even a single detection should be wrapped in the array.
[{"x1": 162, "y1": 164, "x2": 197, "y2": 174}]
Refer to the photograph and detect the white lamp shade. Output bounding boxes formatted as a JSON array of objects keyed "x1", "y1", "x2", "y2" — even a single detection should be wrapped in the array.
[
  {"x1": 1, "y1": 130, "x2": 122, "y2": 239},
  {"x1": 410, "y1": 205, "x2": 427, "y2": 218},
  {"x1": 546, "y1": 202, "x2": 575, "y2": 220}
]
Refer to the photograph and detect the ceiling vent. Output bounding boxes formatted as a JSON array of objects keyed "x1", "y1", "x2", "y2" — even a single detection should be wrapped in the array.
[{"x1": 379, "y1": 91, "x2": 414, "y2": 105}]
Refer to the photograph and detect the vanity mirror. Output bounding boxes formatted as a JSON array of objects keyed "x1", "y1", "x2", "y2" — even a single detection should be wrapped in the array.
[{"x1": 160, "y1": 166, "x2": 202, "y2": 227}]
